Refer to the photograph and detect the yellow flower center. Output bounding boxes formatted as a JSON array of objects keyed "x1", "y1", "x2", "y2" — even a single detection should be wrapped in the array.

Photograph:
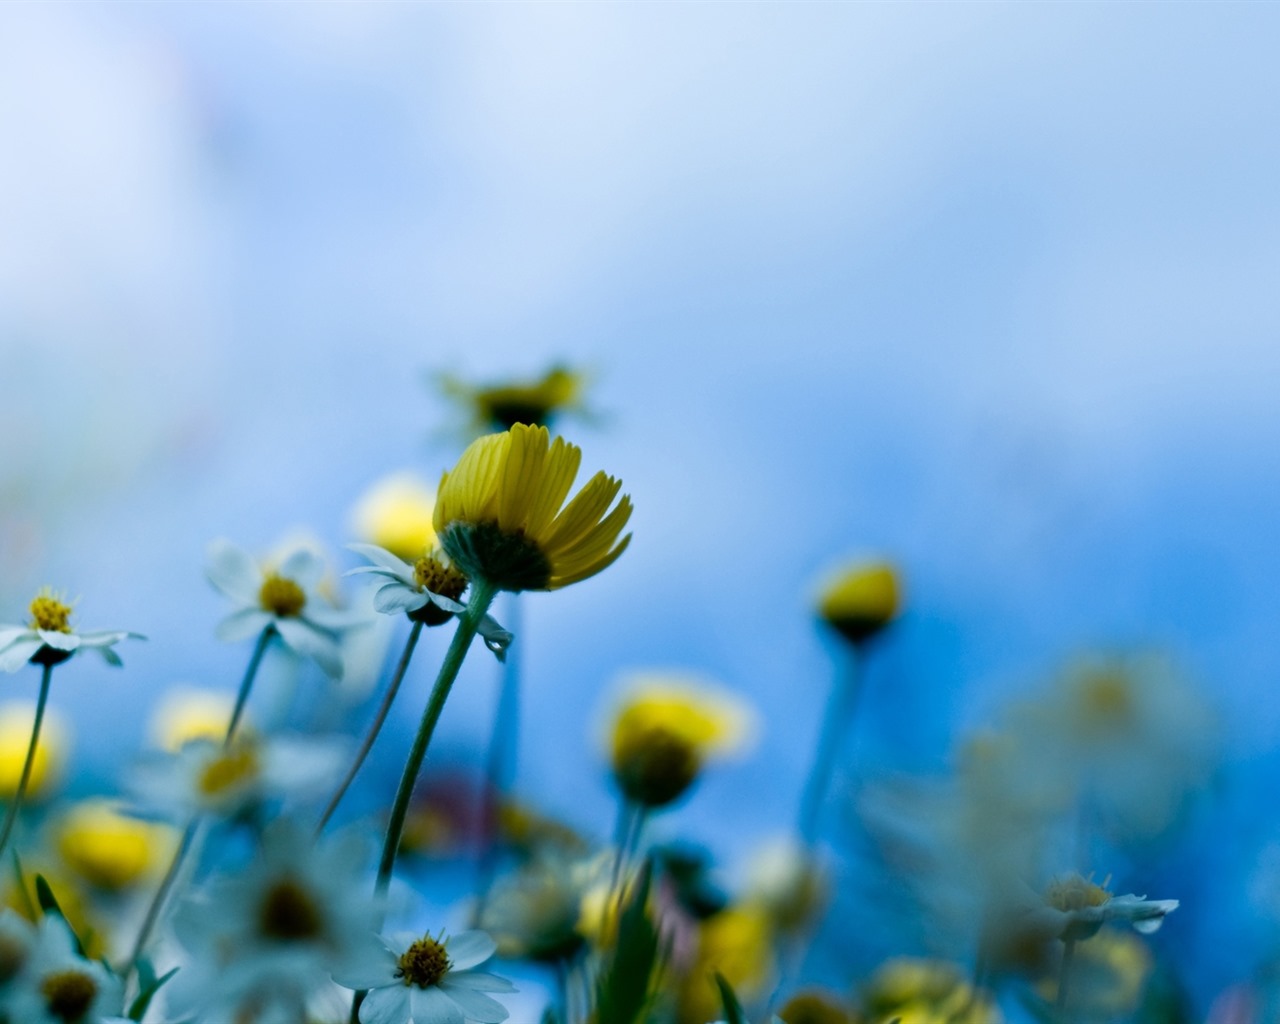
[
  {"x1": 197, "y1": 746, "x2": 260, "y2": 798},
  {"x1": 28, "y1": 591, "x2": 73, "y2": 634},
  {"x1": 1080, "y1": 672, "x2": 1133, "y2": 724},
  {"x1": 258, "y1": 879, "x2": 323, "y2": 941},
  {"x1": 40, "y1": 968, "x2": 97, "y2": 1022},
  {"x1": 413, "y1": 555, "x2": 468, "y2": 601},
  {"x1": 0, "y1": 933, "x2": 27, "y2": 983},
  {"x1": 258, "y1": 574, "x2": 306, "y2": 617},
  {"x1": 396, "y1": 935, "x2": 451, "y2": 988},
  {"x1": 1045, "y1": 874, "x2": 1111, "y2": 912}
]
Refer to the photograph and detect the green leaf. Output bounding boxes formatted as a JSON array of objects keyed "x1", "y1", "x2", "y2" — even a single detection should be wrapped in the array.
[
  {"x1": 714, "y1": 972, "x2": 748, "y2": 1024},
  {"x1": 595, "y1": 859, "x2": 663, "y2": 1024},
  {"x1": 33, "y1": 875, "x2": 88, "y2": 958},
  {"x1": 540, "y1": 1008, "x2": 562, "y2": 1024},
  {"x1": 9, "y1": 850, "x2": 36, "y2": 920},
  {"x1": 128, "y1": 966, "x2": 178, "y2": 1021}
]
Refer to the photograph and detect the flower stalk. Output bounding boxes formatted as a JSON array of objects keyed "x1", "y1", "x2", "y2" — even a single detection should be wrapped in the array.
[
  {"x1": 0, "y1": 662, "x2": 54, "y2": 861},
  {"x1": 798, "y1": 650, "x2": 863, "y2": 844}
]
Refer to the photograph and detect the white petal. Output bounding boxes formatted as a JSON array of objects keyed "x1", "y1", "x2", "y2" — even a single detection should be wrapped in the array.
[
  {"x1": 206, "y1": 538, "x2": 263, "y2": 604},
  {"x1": 0, "y1": 639, "x2": 41, "y2": 673},
  {"x1": 438, "y1": 982, "x2": 510, "y2": 1023},
  {"x1": 410, "y1": 986, "x2": 465, "y2": 1024},
  {"x1": 332, "y1": 941, "x2": 397, "y2": 991},
  {"x1": 361, "y1": 985, "x2": 412, "y2": 1024},
  {"x1": 426, "y1": 593, "x2": 466, "y2": 614},
  {"x1": 441, "y1": 971, "x2": 517, "y2": 994},
  {"x1": 305, "y1": 605, "x2": 367, "y2": 631},
  {"x1": 0, "y1": 627, "x2": 30, "y2": 647},
  {"x1": 37, "y1": 630, "x2": 80, "y2": 651},
  {"x1": 346, "y1": 565, "x2": 410, "y2": 582},
  {"x1": 373, "y1": 583, "x2": 427, "y2": 615},
  {"x1": 96, "y1": 646, "x2": 124, "y2": 668},
  {"x1": 275, "y1": 618, "x2": 344, "y2": 678},
  {"x1": 278, "y1": 547, "x2": 326, "y2": 589},
  {"x1": 349, "y1": 543, "x2": 415, "y2": 577},
  {"x1": 443, "y1": 931, "x2": 495, "y2": 971},
  {"x1": 77, "y1": 630, "x2": 140, "y2": 646},
  {"x1": 216, "y1": 608, "x2": 274, "y2": 643}
]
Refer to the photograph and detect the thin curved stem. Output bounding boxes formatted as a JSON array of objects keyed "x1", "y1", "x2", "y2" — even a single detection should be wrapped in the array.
[
  {"x1": 797, "y1": 647, "x2": 864, "y2": 844},
  {"x1": 472, "y1": 593, "x2": 522, "y2": 922},
  {"x1": 315, "y1": 620, "x2": 424, "y2": 837},
  {"x1": 0, "y1": 663, "x2": 53, "y2": 861},
  {"x1": 1056, "y1": 937, "x2": 1077, "y2": 1013},
  {"x1": 226, "y1": 625, "x2": 274, "y2": 745},
  {"x1": 374, "y1": 577, "x2": 498, "y2": 898}
]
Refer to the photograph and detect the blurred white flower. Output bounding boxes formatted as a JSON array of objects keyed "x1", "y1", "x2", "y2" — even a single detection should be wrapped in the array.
[
  {"x1": 335, "y1": 928, "x2": 515, "y2": 1024},
  {"x1": 207, "y1": 538, "x2": 357, "y2": 678},
  {"x1": 1, "y1": 914, "x2": 123, "y2": 1024},
  {"x1": 168, "y1": 820, "x2": 384, "y2": 1022}
]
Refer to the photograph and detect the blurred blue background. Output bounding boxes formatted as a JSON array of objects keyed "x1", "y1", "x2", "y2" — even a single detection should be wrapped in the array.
[{"x1": 2, "y1": 2, "x2": 1279, "y2": 1009}]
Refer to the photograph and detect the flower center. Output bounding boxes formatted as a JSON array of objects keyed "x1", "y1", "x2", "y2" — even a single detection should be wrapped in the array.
[
  {"x1": 412, "y1": 554, "x2": 468, "y2": 600},
  {"x1": 613, "y1": 724, "x2": 701, "y2": 808},
  {"x1": 197, "y1": 746, "x2": 260, "y2": 798},
  {"x1": 40, "y1": 969, "x2": 97, "y2": 1022},
  {"x1": 1080, "y1": 672, "x2": 1132, "y2": 724},
  {"x1": 258, "y1": 879, "x2": 324, "y2": 941},
  {"x1": 395, "y1": 935, "x2": 451, "y2": 988},
  {"x1": 442, "y1": 521, "x2": 552, "y2": 592},
  {"x1": 1046, "y1": 874, "x2": 1111, "y2": 912},
  {"x1": 29, "y1": 591, "x2": 73, "y2": 633},
  {"x1": 258, "y1": 574, "x2": 306, "y2": 617},
  {"x1": 0, "y1": 933, "x2": 27, "y2": 983}
]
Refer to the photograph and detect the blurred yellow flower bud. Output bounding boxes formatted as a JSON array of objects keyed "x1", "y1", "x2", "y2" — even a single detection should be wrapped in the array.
[
  {"x1": 55, "y1": 799, "x2": 177, "y2": 892},
  {"x1": 351, "y1": 473, "x2": 439, "y2": 563},
  {"x1": 606, "y1": 675, "x2": 755, "y2": 809},
  {"x1": 0, "y1": 701, "x2": 67, "y2": 801},
  {"x1": 816, "y1": 560, "x2": 902, "y2": 645},
  {"x1": 679, "y1": 903, "x2": 775, "y2": 1024},
  {"x1": 779, "y1": 990, "x2": 854, "y2": 1024},
  {"x1": 148, "y1": 688, "x2": 236, "y2": 751},
  {"x1": 861, "y1": 958, "x2": 999, "y2": 1024}
]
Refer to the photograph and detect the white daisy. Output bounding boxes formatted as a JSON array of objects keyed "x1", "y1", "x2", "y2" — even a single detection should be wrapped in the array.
[
  {"x1": 346, "y1": 544, "x2": 512, "y2": 659},
  {"x1": 0, "y1": 908, "x2": 36, "y2": 994},
  {"x1": 1042, "y1": 873, "x2": 1179, "y2": 941},
  {"x1": 336, "y1": 929, "x2": 515, "y2": 1024},
  {"x1": 129, "y1": 733, "x2": 349, "y2": 821},
  {"x1": 167, "y1": 820, "x2": 385, "y2": 1023},
  {"x1": 2, "y1": 914, "x2": 123, "y2": 1024},
  {"x1": 0, "y1": 589, "x2": 141, "y2": 674},
  {"x1": 207, "y1": 538, "x2": 357, "y2": 679}
]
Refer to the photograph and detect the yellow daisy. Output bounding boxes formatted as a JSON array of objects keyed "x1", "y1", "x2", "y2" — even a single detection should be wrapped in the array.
[
  {"x1": 438, "y1": 364, "x2": 588, "y2": 433},
  {"x1": 433, "y1": 423, "x2": 632, "y2": 592},
  {"x1": 816, "y1": 559, "x2": 902, "y2": 644}
]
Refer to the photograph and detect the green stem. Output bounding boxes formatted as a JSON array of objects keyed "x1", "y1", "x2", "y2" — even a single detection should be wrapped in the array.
[
  {"x1": 225, "y1": 625, "x2": 274, "y2": 745},
  {"x1": 315, "y1": 620, "x2": 424, "y2": 837},
  {"x1": 374, "y1": 577, "x2": 499, "y2": 898},
  {"x1": 126, "y1": 633, "x2": 273, "y2": 982},
  {"x1": 0, "y1": 663, "x2": 54, "y2": 861},
  {"x1": 472, "y1": 594, "x2": 522, "y2": 923},
  {"x1": 1056, "y1": 937, "x2": 1077, "y2": 1013},
  {"x1": 797, "y1": 647, "x2": 864, "y2": 844}
]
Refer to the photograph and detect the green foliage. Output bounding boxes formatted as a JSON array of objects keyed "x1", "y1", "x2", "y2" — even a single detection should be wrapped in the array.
[
  {"x1": 595, "y1": 859, "x2": 665, "y2": 1024},
  {"x1": 714, "y1": 972, "x2": 748, "y2": 1024},
  {"x1": 128, "y1": 965, "x2": 179, "y2": 1022}
]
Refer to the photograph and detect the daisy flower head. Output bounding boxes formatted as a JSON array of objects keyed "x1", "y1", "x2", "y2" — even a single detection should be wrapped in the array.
[
  {"x1": 606, "y1": 674, "x2": 757, "y2": 809},
  {"x1": 338, "y1": 928, "x2": 516, "y2": 1024},
  {"x1": 1042, "y1": 873, "x2": 1179, "y2": 941},
  {"x1": 352, "y1": 472, "x2": 440, "y2": 564},
  {"x1": 206, "y1": 538, "x2": 356, "y2": 678},
  {"x1": 815, "y1": 559, "x2": 902, "y2": 646},
  {"x1": 437, "y1": 363, "x2": 590, "y2": 434},
  {"x1": 2, "y1": 913, "x2": 123, "y2": 1024},
  {"x1": 167, "y1": 820, "x2": 384, "y2": 1022},
  {"x1": 433, "y1": 424, "x2": 632, "y2": 593},
  {"x1": 0, "y1": 589, "x2": 141, "y2": 673},
  {"x1": 346, "y1": 544, "x2": 512, "y2": 658}
]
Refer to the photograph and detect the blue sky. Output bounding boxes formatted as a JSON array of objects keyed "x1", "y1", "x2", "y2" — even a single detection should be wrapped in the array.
[{"x1": 2, "y1": 1, "x2": 1279, "y2": 1000}]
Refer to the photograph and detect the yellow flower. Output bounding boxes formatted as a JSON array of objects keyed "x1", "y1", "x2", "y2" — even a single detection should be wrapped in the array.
[
  {"x1": 438, "y1": 364, "x2": 588, "y2": 433},
  {"x1": 1037, "y1": 928, "x2": 1151, "y2": 1018},
  {"x1": 779, "y1": 990, "x2": 853, "y2": 1024},
  {"x1": 816, "y1": 560, "x2": 902, "y2": 644},
  {"x1": 607, "y1": 675, "x2": 755, "y2": 808},
  {"x1": 679, "y1": 903, "x2": 775, "y2": 1024},
  {"x1": 148, "y1": 687, "x2": 238, "y2": 751},
  {"x1": 433, "y1": 424, "x2": 632, "y2": 592},
  {"x1": 0, "y1": 701, "x2": 66, "y2": 801},
  {"x1": 350, "y1": 472, "x2": 439, "y2": 563},
  {"x1": 55, "y1": 799, "x2": 177, "y2": 891},
  {"x1": 861, "y1": 958, "x2": 1000, "y2": 1024}
]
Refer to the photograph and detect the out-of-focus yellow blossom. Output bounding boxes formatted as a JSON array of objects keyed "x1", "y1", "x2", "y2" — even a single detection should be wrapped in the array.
[
  {"x1": 0, "y1": 701, "x2": 67, "y2": 800},
  {"x1": 498, "y1": 800, "x2": 591, "y2": 858},
  {"x1": 1037, "y1": 928, "x2": 1152, "y2": 1018},
  {"x1": 350, "y1": 472, "x2": 439, "y2": 563},
  {"x1": 678, "y1": 903, "x2": 776, "y2": 1024},
  {"x1": 55, "y1": 799, "x2": 177, "y2": 892},
  {"x1": 607, "y1": 675, "x2": 756, "y2": 808},
  {"x1": 434, "y1": 424, "x2": 632, "y2": 592},
  {"x1": 3, "y1": 864, "x2": 103, "y2": 959},
  {"x1": 482, "y1": 852, "x2": 606, "y2": 962},
  {"x1": 779, "y1": 990, "x2": 854, "y2": 1024},
  {"x1": 860, "y1": 958, "x2": 1000, "y2": 1024},
  {"x1": 438, "y1": 364, "x2": 589, "y2": 433},
  {"x1": 148, "y1": 688, "x2": 237, "y2": 751},
  {"x1": 816, "y1": 560, "x2": 902, "y2": 645}
]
